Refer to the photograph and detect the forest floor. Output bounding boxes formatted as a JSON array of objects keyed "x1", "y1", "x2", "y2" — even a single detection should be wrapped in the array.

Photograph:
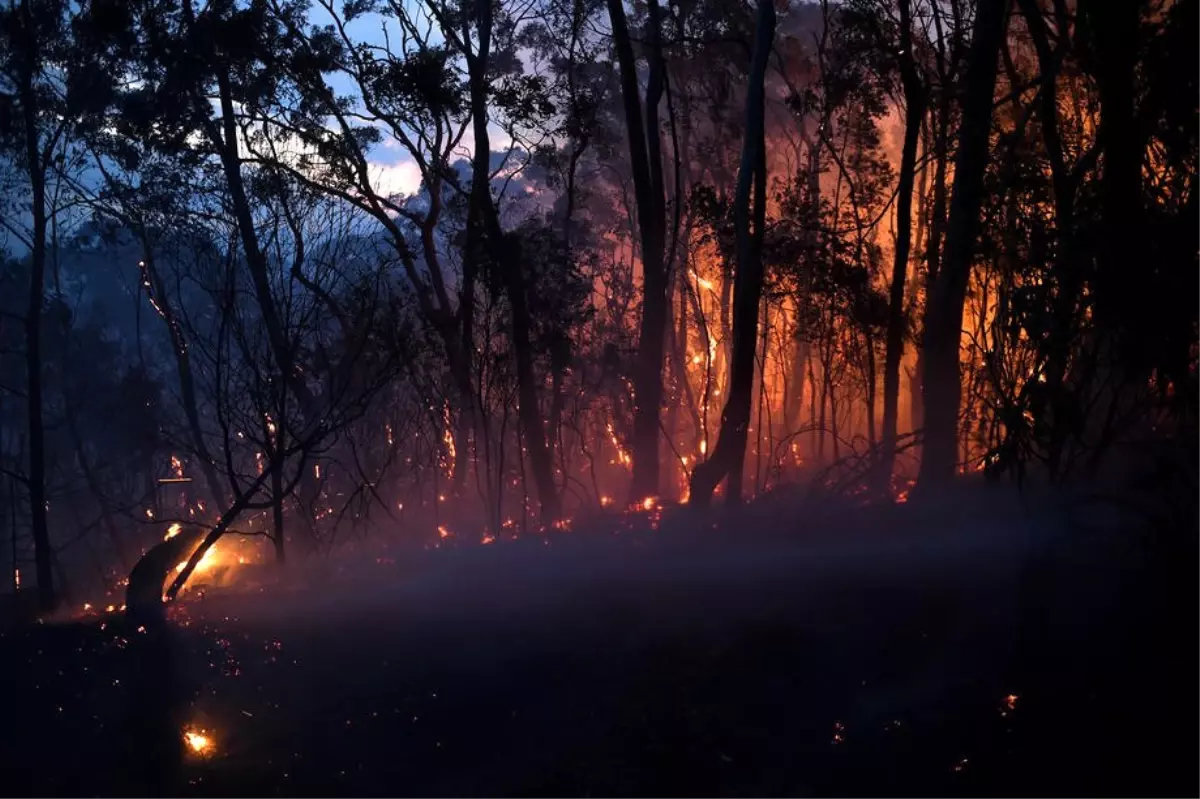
[{"x1": 1, "y1": 482, "x2": 1195, "y2": 797}]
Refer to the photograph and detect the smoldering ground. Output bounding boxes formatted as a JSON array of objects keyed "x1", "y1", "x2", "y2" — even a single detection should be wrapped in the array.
[{"x1": 2, "y1": 481, "x2": 1193, "y2": 796}]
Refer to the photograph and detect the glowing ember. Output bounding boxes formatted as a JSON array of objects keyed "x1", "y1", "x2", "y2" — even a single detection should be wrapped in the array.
[
  {"x1": 1004, "y1": 693, "x2": 1019, "y2": 711},
  {"x1": 640, "y1": 496, "x2": 658, "y2": 512},
  {"x1": 164, "y1": 522, "x2": 182, "y2": 540},
  {"x1": 437, "y1": 525, "x2": 451, "y2": 539},
  {"x1": 442, "y1": 403, "x2": 456, "y2": 478},
  {"x1": 605, "y1": 421, "x2": 632, "y2": 468},
  {"x1": 183, "y1": 728, "x2": 214, "y2": 756}
]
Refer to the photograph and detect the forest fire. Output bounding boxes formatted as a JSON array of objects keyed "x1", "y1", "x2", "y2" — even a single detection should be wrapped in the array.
[{"x1": 0, "y1": 0, "x2": 1193, "y2": 794}]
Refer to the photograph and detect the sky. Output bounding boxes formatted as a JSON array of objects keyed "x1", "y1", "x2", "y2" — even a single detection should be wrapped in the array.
[{"x1": 311, "y1": 1, "x2": 520, "y2": 200}]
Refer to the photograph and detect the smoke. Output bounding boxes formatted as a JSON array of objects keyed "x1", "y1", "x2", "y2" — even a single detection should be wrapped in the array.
[
  {"x1": 188, "y1": 483, "x2": 1057, "y2": 677},
  {"x1": 148, "y1": 482, "x2": 1173, "y2": 795}
]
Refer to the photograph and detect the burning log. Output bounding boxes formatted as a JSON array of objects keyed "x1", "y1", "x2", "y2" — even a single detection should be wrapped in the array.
[{"x1": 125, "y1": 524, "x2": 207, "y2": 627}]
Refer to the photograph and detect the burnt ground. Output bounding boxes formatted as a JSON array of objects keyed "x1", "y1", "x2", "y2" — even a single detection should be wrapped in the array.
[{"x1": 1, "y1": 486, "x2": 1195, "y2": 797}]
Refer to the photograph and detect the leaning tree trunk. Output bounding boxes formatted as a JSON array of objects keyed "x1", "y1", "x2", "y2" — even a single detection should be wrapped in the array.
[
  {"x1": 688, "y1": 0, "x2": 776, "y2": 507},
  {"x1": 916, "y1": 0, "x2": 1007, "y2": 492},
  {"x1": 878, "y1": 0, "x2": 925, "y2": 491},
  {"x1": 607, "y1": 0, "x2": 669, "y2": 505}
]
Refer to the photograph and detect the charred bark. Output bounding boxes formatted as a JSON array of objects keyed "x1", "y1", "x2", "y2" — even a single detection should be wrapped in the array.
[
  {"x1": 878, "y1": 0, "x2": 926, "y2": 489},
  {"x1": 125, "y1": 526, "x2": 206, "y2": 627},
  {"x1": 917, "y1": 0, "x2": 1007, "y2": 491},
  {"x1": 688, "y1": 0, "x2": 776, "y2": 507},
  {"x1": 1082, "y1": 0, "x2": 1143, "y2": 338}
]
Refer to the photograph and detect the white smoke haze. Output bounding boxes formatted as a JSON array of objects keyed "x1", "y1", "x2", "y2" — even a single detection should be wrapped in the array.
[{"x1": 184, "y1": 482, "x2": 1115, "y2": 698}]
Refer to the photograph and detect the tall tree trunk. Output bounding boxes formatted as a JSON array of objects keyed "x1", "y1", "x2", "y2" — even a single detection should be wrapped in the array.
[
  {"x1": 865, "y1": 328, "x2": 878, "y2": 447},
  {"x1": 454, "y1": 239, "x2": 478, "y2": 497},
  {"x1": 467, "y1": 0, "x2": 560, "y2": 523},
  {"x1": 917, "y1": 0, "x2": 1007, "y2": 491},
  {"x1": 878, "y1": 0, "x2": 925, "y2": 489},
  {"x1": 26, "y1": 182, "x2": 52, "y2": 612},
  {"x1": 1082, "y1": 0, "x2": 1142, "y2": 342},
  {"x1": 19, "y1": 23, "x2": 54, "y2": 611},
  {"x1": 688, "y1": 0, "x2": 776, "y2": 507},
  {"x1": 212, "y1": 72, "x2": 313, "y2": 418},
  {"x1": 913, "y1": 52, "x2": 954, "y2": 436},
  {"x1": 784, "y1": 142, "x2": 820, "y2": 440},
  {"x1": 784, "y1": 317, "x2": 809, "y2": 435},
  {"x1": 1019, "y1": 0, "x2": 1079, "y2": 480},
  {"x1": 607, "y1": 0, "x2": 668, "y2": 504}
]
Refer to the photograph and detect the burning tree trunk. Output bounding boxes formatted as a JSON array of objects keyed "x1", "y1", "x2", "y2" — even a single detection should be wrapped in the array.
[
  {"x1": 878, "y1": 0, "x2": 926, "y2": 490},
  {"x1": 607, "y1": 0, "x2": 669, "y2": 505},
  {"x1": 917, "y1": 0, "x2": 1007, "y2": 491},
  {"x1": 126, "y1": 526, "x2": 206, "y2": 627},
  {"x1": 688, "y1": 0, "x2": 776, "y2": 507}
]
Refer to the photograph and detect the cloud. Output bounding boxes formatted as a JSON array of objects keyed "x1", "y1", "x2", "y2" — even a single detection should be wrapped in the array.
[{"x1": 368, "y1": 160, "x2": 423, "y2": 199}]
